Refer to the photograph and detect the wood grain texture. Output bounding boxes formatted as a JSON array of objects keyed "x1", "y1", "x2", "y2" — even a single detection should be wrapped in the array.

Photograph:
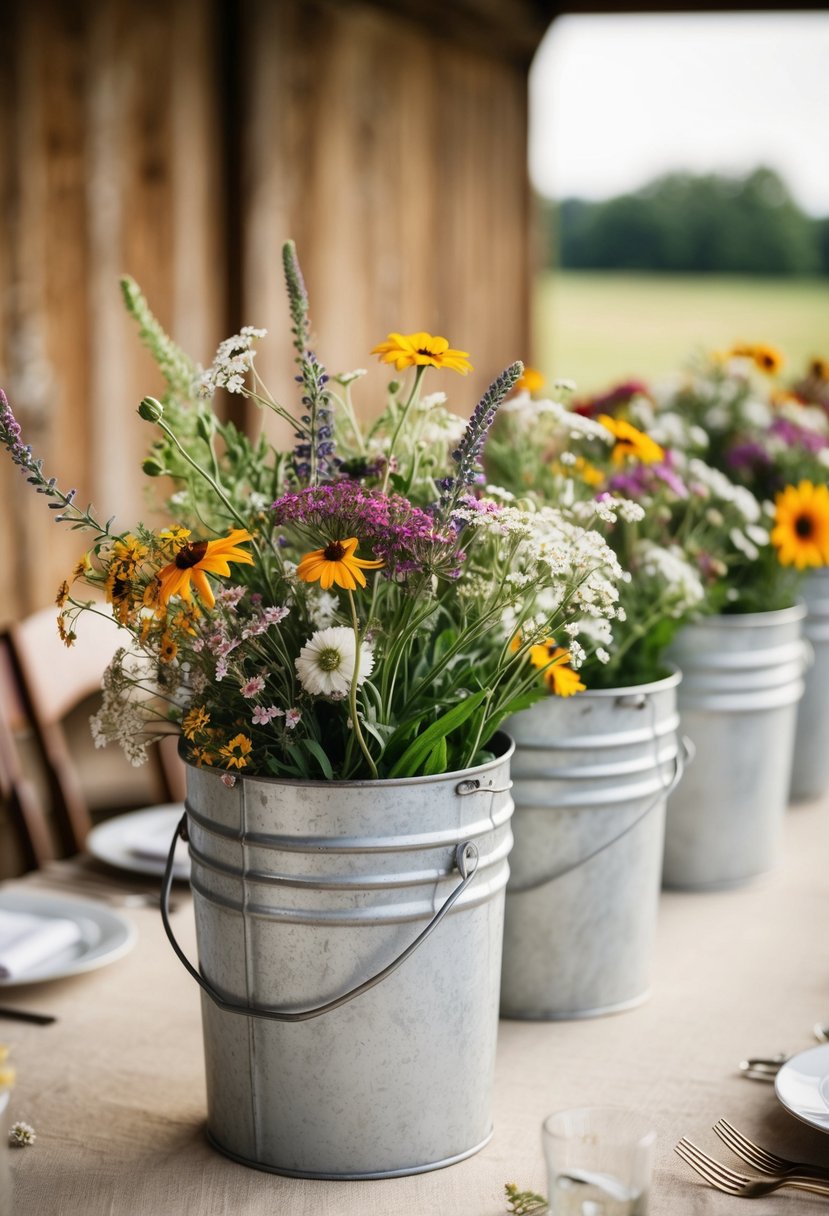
[
  {"x1": 240, "y1": 0, "x2": 533, "y2": 441},
  {"x1": 0, "y1": 0, "x2": 538, "y2": 627},
  {"x1": 0, "y1": 0, "x2": 225, "y2": 627}
]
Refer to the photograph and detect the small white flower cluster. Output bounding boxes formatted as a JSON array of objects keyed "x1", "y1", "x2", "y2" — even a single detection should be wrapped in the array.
[
  {"x1": 635, "y1": 540, "x2": 705, "y2": 616},
  {"x1": 194, "y1": 326, "x2": 267, "y2": 398},
  {"x1": 684, "y1": 457, "x2": 763, "y2": 523},
  {"x1": 8, "y1": 1120, "x2": 36, "y2": 1147},
  {"x1": 90, "y1": 649, "x2": 165, "y2": 766}
]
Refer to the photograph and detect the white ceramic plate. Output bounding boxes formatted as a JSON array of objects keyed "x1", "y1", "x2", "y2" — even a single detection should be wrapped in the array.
[
  {"x1": 775, "y1": 1043, "x2": 829, "y2": 1133},
  {"x1": 0, "y1": 890, "x2": 137, "y2": 987},
  {"x1": 85, "y1": 804, "x2": 190, "y2": 880}
]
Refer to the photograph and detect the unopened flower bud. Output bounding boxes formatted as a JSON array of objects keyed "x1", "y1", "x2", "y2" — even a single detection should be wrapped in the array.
[
  {"x1": 138, "y1": 396, "x2": 164, "y2": 423},
  {"x1": 388, "y1": 380, "x2": 401, "y2": 395},
  {"x1": 142, "y1": 458, "x2": 166, "y2": 477}
]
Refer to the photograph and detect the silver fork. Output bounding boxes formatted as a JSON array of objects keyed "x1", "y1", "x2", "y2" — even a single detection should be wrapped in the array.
[
  {"x1": 713, "y1": 1118, "x2": 829, "y2": 1184},
  {"x1": 675, "y1": 1138, "x2": 829, "y2": 1198}
]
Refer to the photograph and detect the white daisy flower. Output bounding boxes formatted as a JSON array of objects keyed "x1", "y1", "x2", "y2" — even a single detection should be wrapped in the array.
[{"x1": 295, "y1": 627, "x2": 374, "y2": 697}]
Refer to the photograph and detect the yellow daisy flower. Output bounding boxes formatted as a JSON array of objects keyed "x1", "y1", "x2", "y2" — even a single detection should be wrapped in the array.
[
  {"x1": 371, "y1": 332, "x2": 473, "y2": 375},
  {"x1": 598, "y1": 414, "x2": 664, "y2": 466},
  {"x1": 55, "y1": 580, "x2": 70, "y2": 609},
  {"x1": 219, "y1": 734, "x2": 253, "y2": 770},
  {"x1": 730, "y1": 343, "x2": 784, "y2": 375},
  {"x1": 156, "y1": 529, "x2": 254, "y2": 609},
  {"x1": 771, "y1": 481, "x2": 829, "y2": 570},
  {"x1": 72, "y1": 553, "x2": 93, "y2": 581},
  {"x1": 182, "y1": 706, "x2": 211, "y2": 740},
  {"x1": 158, "y1": 632, "x2": 178, "y2": 664},
  {"x1": 296, "y1": 537, "x2": 384, "y2": 591},
  {"x1": 528, "y1": 639, "x2": 586, "y2": 698}
]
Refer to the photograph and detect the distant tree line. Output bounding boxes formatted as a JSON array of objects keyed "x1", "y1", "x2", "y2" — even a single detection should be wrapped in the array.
[{"x1": 545, "y1": 167, "x2": 829, "y2": 275}]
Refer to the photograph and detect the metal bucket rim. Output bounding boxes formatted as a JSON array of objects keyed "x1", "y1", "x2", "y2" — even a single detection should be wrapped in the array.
[
  {"x1": 684, "y1": 604, "x2": 806, "y2": 629},
  {"x1": 181, "y1": 729, "x2": 514, "y2": 790},
  {"x1": 561, "y1": 666, "x2": 681, "y2": 700}
]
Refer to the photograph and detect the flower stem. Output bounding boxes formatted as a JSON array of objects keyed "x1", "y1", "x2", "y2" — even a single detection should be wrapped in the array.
[
  {"x1": 347, "y1": 590, "x2": 378, "y2": 778},
  {"x1": 381, "y1": 366, "x2": 426, "y2": 493}
]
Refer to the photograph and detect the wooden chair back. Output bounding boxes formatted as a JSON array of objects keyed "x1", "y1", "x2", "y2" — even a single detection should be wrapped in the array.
[{"x1": 2, "y1": 606, "x2": 185, "y2": 869}]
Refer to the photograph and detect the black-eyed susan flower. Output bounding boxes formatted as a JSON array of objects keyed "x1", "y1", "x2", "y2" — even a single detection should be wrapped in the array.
[
  {"x1": 371, "y1": 332, "x2": 473, "y2": 375},
  {"x1": 730, "y1": 343, "x2": 784, "y2": 375},
  {"x1": 529, "y1": 639, "x2": 586, "y2": 698},
  {"x1": 598, "y1": 414, "x2": 664, "y2": 466},
  {"x1": 156, "y1": 529, "x2": 254, "y2": 609},
  {"x1": 771, "y1": 481, "x2": 829, "y2": 569},
  {"x1": 182, "y1": 705, "x2": 210, "y2": 740},
  {"x1": 296, "y1": 537, "x2": 384, "y2": 591},
  {"x1": 219, "y1": 733, "x2": 253, "y2": 770},
  {"x1": 158, "y1": 632, "x2": 178, "y2": 664}
]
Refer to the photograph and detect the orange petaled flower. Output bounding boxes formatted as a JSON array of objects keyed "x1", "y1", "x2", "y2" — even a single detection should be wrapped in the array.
[
  {"x1": 528, "y1": 639, "x2": 586, "y2": 698},
  {"x1": 515, "y1": 366, "x2": 545, "y2": 394},
  {"x1": 296, "y1": 537, "x2": 384, "y2": 591},
  {"x1": 158, "y1": 632, "x2": 178, "y2": 664},
  {"x1": 729, "y1": 343, "x2": 784, "y2": 375},
  {"x1": 371, "y1": 332, "x2": 473, "y2": 375},
  {"x1": 808, "y1": 357, "x2": 829, "y2": 381},
  {"x1": 770, "y1": 481, "x2": 829, "y2": 570},
  {"x1": 156, "y1": 529, "x2": 254, "y2": 609},
  {"x1": 219, "y1": 734, "x2": 253, "y2": 770},
  {"x1": 598, "y1": 414, "x2": 664, "y2": 466},
  {"x1": 182, "y1": 706, "x2": 210, "y2": 740}
]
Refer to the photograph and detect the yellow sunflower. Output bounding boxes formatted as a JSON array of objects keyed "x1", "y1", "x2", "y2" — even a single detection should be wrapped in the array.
[
  {"x1": 770, "y1": 481, "x2": 829, "y2": 570},
  {"x1": 598, "y1": 414, "x2": 664, "y2": 466},
  {"x1": 529, "y1": 639, "x2": 586, "y2": 698},
  {"x1": 296, "y1": 537, "x2": 384, "y2": 591},
  {"x1": 182, "y1": 706, "x2": 210, "y2": 740},
  {"x1": 371, "y1": 331, "x2": 473, "y2": 375},
  {"x1": 156, "y1": 529, "x2": 254, "y2": 609},
  {"x1": 730, "y1": 343, "x2": 784, "y2": 375},
  {"x1": 219, "y1": 734, "x2": 253, "y2": 770}
]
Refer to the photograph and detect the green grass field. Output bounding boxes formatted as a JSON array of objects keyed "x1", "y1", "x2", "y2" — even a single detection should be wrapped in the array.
[{"x1": 534, "y1": 271, "x2": 829, "y2": 396}]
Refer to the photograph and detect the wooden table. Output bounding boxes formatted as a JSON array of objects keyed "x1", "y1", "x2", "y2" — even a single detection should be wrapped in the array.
[{"x1": 4, "y1": 790, "x2": 829, "y2": 1215}]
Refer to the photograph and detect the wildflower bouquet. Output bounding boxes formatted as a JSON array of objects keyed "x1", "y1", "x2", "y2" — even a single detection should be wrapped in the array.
[
  {"x1": 485, "y1": 378, "x2": 782, "y2": 689},
  {"x1": 650, "y1": 344, "x2": 829, "y2": 573},
  {"x1": 0, "y1": 244, "x2": 625, "y2": 781}
]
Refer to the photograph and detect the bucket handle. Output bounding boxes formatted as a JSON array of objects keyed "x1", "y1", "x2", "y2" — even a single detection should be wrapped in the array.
[
  {"x1": 508, "y1": 735, "x2": 694, "y2": 896},
  {"x1": 160, "y1": 813, "x2": 480, "y2": 1023}
]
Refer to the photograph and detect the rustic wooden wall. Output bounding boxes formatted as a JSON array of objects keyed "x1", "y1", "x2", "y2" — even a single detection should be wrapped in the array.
[
  {"x1": 0, "y1": 0, "x2": 539, "y2": 627},
  {"x1": 0, "y1": 0, "x2": 225, "y2": 627}
]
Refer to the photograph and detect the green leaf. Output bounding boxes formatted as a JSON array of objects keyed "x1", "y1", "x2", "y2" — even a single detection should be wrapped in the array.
[
  {"x1": 389, "y1": 690, "x2": 488, "y2": 779},
  {"x1": 302, "y1": 738, "x2": 334, "y2": 781},
  {"x1": 421, "y1": 736, "x2": 447, "y2": 776}
]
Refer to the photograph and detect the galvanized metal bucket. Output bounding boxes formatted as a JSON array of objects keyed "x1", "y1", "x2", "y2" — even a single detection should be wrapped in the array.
[
  {"x1": 160, "y1": 737, "x2": 514, "y2": 1179},
  {"x1": 791, "y1": 569, "x2": 829, "y2": 803},
  {"x1": 664, "y1": 605, "x2": 807, "y2": 890},
  {"x1": 500, "y1": 672, "x2": 683, "y2": 1020}
]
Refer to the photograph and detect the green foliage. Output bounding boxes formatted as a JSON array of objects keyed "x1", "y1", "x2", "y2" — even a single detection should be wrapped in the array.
[
  {"x1": 505, "y1": 1181, "x2": 548, "y2": 1214},
  {"x1": 547, "y1": 167, "x2": 826, "y2": 276}
]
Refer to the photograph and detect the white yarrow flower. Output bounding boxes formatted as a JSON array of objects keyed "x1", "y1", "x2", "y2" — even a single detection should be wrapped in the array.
[{"x1": 295, "y1": 627, "x2": 374, "y2": 697}]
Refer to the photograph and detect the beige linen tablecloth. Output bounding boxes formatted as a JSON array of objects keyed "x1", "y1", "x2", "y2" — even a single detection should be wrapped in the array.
[{"x1": 5, "y1": 791, "x2": 829, "y2": 1216}]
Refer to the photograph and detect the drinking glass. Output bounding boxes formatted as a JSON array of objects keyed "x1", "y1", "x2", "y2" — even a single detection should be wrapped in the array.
[{"x1": 542, "y1": 1106, "x2": 655, "y2": 1215}]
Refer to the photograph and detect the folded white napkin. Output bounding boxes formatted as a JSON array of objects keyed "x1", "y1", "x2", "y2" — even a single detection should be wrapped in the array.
[
  {"x1": 127, "y1": 814, "x2": 189, "y2": 865},
  {"x1": 0, "y1": 909, "x2": 84, "y2": 980}
]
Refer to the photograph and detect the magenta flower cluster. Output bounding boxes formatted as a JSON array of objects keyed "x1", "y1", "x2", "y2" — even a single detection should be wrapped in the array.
[
  {"x1": 271, "y1": 481, "x2": 461, "y2": 575},
  {"x1": 606, "y1": 449, "x2": 689, "y2": 500}
]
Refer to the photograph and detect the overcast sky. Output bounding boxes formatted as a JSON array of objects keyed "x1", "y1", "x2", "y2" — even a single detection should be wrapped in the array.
[{"x1": 530, "y1": 12, "x2": 829, "y2": 216}]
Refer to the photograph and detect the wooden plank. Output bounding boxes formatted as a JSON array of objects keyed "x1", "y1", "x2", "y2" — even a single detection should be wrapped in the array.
[{"x1": 240, "y1": 0, "x2": 534, "y2": 432}]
